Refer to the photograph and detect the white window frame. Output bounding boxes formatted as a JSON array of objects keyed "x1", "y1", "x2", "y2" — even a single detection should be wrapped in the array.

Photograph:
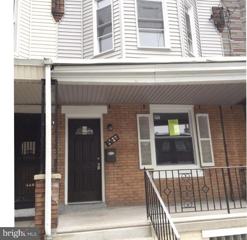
[
  {"x1": 196, "y1": 113, "x2": 215, "y2": 167},
  {"x1": 137, "y1": 114, "x2": 154, "y2": 169},
  {"x1": 149, "y1": 104, "x2": 200, "y2": 170},
  {"x1": 135, "y1": 0, "x2": 171, "y2": 49},
  {"x1": 184, "y1": 2, "x2": 198, "y2": 56},
  {"x1": 93, "y1": 0, "x2": 114, "y2": 56}
]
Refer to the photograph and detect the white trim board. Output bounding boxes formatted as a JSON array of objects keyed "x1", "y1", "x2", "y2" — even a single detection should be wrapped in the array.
[
  {"x1": 15, "y1": 105, "x2": 41, "y2": 113},
  {"x1": 63, "y1": 105, "x2": 107, "y2": 205},
  {"x1": 62, "y1": 105, "x2": 107, "y2": 115},
  {"x1": 202, "y1": 227, "x2": 247, "y2": 238}
]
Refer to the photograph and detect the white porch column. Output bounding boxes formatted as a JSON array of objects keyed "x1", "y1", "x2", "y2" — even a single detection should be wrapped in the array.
[{"x1": 45, "y1": 63, "x2": 52, "y2": 238}]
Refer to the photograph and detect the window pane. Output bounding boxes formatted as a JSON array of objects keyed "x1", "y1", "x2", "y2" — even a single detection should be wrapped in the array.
[
  {"x1": 139, "y1": 20, "x2": 163, "y2": 29},
  {"x1": 97, "y1": 0, "x2": 111, "y2": 9},
  {"x1": 137, "y1": 0, "x2": 163, "y2": 21},
  {"x1": 201, "y1": 140, "x2": 213, "y2": 163},
  {"x1": 139, "y1": 31, "x2": 164, "y2": 47},
  {"x1": 153, "y1": 113, "x2": 195, "y2": 165},
  {"x1": 97, "y1": 5, "x2": 112, "y2": 28},
  {"x1": 198, "y1": 115, "x2": 210, "y2": 138},
  {"x1": 98, "y1": 23, "x2": 112, "y2": 36},
  {"x1": 139, "y1": 116, "x2": 150, "y2": 139},
  {"x1": 99, "y1": 35, "x2": 112, "y2": 52},
  {"x1": 141, "y1": 142, "x2": 152, "y2": 165},
  {"x1": 185, "y1": 9, "x2": 193, "y2": 53}
]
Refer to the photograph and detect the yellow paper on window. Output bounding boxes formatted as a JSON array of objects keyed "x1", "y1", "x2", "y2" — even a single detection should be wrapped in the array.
[{"x1": 168, "y1": 119, "x2": 180, "y2": 136}]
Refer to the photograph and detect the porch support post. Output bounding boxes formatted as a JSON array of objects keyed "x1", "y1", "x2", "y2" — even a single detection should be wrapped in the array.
[
  {"x1": 45, "y1": 63, "x2": 52, "y2": 239},
  {"x1": 40, "y1": 79, "x2": 45, "y2": 173}
]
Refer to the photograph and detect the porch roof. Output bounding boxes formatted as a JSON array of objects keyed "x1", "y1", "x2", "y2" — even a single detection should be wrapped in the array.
[{"x1": 14, "y1": 57, "x2": 246, "y2": 106}]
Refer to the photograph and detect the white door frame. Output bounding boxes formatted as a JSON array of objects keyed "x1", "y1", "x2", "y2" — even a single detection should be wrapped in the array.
[{"x1": 62, "y1": 106, "x2": 107, "y2": 205}]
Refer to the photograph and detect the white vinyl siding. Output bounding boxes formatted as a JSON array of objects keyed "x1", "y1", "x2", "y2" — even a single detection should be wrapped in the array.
[
  {"x1": 197, "y1": 0, "x2": 224, "y2": 56},
  {"x1": 16, "y1": 0, "x2": 58, "y2": 59},
  {"x1": 29, "y1": 0, "x2": 57, "y2": 59},
  {"x1": 137, "y1": 114, "x2": 153, "y2": 169},
  {"x1": 196, "y1": 114, "x2": 215, "y2": 167},
  {"x1": 58, "y1": 0, "x2": 83, "y2": 58},
  {"x1": 124, "y1": 0, "x2": 181, "y2": 58},
  {"x1": 15, "y1": 0, "x2": 31, "y2": 58}
]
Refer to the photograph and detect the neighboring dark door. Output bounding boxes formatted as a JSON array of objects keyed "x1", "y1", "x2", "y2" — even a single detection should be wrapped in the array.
[
  {"x1": 15, "y1": 114, "x2": 41, "y2": 209},
  {"x1": 68, "y1": 119, "x2": 102, "y2": 202}
]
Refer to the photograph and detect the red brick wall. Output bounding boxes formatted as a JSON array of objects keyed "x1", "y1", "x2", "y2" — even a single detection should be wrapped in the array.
[
  {"x1": 103, "y1": 104, "x2": 149, "y2": 206},
  {"x1": 194, "y1": 105, "x2": 246, "y2": 167},
  {"x1": 56, "y1": 104, "x2": 246, "y2": 205}
]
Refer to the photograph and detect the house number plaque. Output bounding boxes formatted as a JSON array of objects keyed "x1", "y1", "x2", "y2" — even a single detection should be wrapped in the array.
[{"x1": 105, "y1": 134, "x2": 120, "y2": 147}]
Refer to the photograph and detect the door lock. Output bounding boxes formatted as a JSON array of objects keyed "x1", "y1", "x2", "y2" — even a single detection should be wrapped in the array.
[{"x1": 97, "y1": 162, "x2": 101, "y2": 170}]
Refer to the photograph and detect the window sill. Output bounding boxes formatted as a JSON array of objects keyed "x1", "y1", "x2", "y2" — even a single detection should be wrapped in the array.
[
  {"x1": 93, "y1": 48, "x2": 115, "y2": 58},
  {"x1": 137, "y1": 46, "x2": 171, "y2": 51},
  {"x1": 150, "y1": 164, "x2": 204, "y2": 178}
]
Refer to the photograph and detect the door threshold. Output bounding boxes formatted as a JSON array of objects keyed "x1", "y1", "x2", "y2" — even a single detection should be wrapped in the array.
[
  {"x1": 15, "y1": 208, "x2": 35, "y2": 218},
  {"x1": 68, "y1": 201, "x2": 103, "y2": 205}
]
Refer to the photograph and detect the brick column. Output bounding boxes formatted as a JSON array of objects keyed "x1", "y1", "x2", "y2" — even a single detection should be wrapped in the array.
[{"x1": 34, "y1": 174, "x2": 61, "y2": 237}]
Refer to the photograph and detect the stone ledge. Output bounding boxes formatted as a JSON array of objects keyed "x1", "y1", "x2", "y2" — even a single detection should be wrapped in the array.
[{"x1": 34, "y1": 174, "x2": 61, "y2": 181}]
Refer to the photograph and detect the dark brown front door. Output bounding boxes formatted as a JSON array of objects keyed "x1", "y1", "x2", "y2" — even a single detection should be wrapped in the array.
[{"x1": 68, "y1": 119, "x2": 102, "y2": 202}]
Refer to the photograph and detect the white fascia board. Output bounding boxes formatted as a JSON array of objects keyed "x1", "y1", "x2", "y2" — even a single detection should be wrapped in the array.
[
  {"x1": 52, "y1": 56, "x2": 246, "y2": 65},
  {"x1": 52, "y1": 61, "x2": 246, "y2": 85}
]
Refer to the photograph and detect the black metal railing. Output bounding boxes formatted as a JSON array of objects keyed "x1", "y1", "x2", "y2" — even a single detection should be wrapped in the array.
[
  {"x1": 148, "y1": 166, "x2": 246, "y2": 214},
  {"x1": 144, "y1": 170, "x2": 180, "y2": 240}
]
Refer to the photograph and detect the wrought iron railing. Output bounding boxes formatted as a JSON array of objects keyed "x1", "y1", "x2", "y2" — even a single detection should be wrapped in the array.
[
  {"x1": 144, "y1": 170, "x2": 180, "y2": 240},
  {"x1": 148, "y1": 166, "x2": 246, "y2": 214}
]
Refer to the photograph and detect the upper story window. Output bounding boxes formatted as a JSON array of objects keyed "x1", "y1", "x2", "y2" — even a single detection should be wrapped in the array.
[
  {"x1": 96, "y1": 0, "x2": 113, "y2": 53},
  {"x1": 185, "y1": 7, "x2": 193, "y2": 54},
  {"x1": 137, "y1": 0, "x2": 165, "y2": 48},
  {"x1": 184, "y1": 4, "x2": 198, "y2": 56}
]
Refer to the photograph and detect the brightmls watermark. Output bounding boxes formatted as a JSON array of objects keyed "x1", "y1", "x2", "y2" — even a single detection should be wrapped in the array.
[{"x1": 0, "y1": 228, "x2": 40, "y2": 239}]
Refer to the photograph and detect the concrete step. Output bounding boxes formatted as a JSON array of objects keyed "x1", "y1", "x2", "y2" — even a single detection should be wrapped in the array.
[{"x1": 53, "y1": 225, "x2": 153, "y2": 240}]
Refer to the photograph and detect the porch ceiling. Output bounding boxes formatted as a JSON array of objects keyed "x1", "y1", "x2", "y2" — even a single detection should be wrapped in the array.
[{"x1": 15, "y1": 82, "x2": 246, "y2": 105}]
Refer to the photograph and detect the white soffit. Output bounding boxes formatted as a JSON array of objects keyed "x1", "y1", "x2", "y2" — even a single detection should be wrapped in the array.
[
  {"x1": 14, "y1": 82, "x2": 245, "y2": 105},
  {"x1": 57, "y1": 83, "x2": 245, "y2": 105}
]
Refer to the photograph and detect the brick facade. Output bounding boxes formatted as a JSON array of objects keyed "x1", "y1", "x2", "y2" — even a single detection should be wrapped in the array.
[
  {"x1": 56, "y1": 104, "x2": 246, "y2": 206},
  {"x1": 221, "y1": 0, "x2": 246, "y2": 56}
]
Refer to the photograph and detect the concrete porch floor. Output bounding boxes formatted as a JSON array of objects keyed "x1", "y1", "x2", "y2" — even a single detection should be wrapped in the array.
[
  {"x1": 57, "y1": 203, "x2": 247, "y2": 234},
  {"x1": 57, "y1": 204, "x2": 148, "y2": 233}
]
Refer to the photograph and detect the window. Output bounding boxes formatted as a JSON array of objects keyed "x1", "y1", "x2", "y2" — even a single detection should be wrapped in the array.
[
  {"x1": 153, "y1": 113, "x2": 195, "y2": 165},
  {"x1": 137, "y1": 0, "x2": 165, "y2": 47},
  {"x1": 137, "y1": 115, "x2": 153, "y2": 168},
  {"x1": 185, "y1": 7, "x2": 193, "y2": 54},
  {"x1": 96, "y1": 0, "x2": 113, "y2": 53},
  {"x1": 21, "y1": 141, "x2": 36, "y2": 155}
]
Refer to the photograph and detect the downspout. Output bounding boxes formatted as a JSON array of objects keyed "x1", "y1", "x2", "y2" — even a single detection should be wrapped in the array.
[
  {"x1": 44, "y1": 59, "x2": 52, "y2": 239},
  {"x1": 219, "y1": 106, "x2": 234, "y2": 199}
]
